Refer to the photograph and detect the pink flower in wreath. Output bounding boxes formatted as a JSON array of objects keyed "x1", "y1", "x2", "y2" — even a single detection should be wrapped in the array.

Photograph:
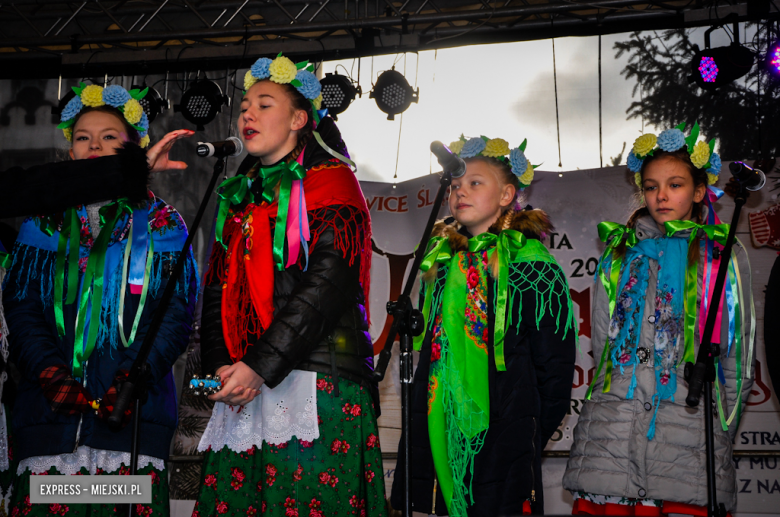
[
  {"x1": 216, "y1": 501, "x2": 229, "y2": 515},
  {"x1": 330, "y1": 439, "x2": 342, "y2": 453},
  {"x1": 350, "y1": 404, "x2": 362, "y2": 416},
  {"x1": 619, "y1": 352, "x2": 631, "y2": 364},
  {"x1": 365, "y1": 470, "x2": 375, "y2": 483},
  {"x1": 204, "y1": 474, "x2": 217, "y2": 489},
  {"x1": 665, "y1": 292, "x2": 673, "y2": 303},
  {"x1": 660, "y1": 373, "x2": 670, "y2": 385},
  {"x1": 318, "y1": 472, "x2": 331, "y2": 485},
  {"x1": 431, "y1": 342, "x2": 441, "y2": 362},
  {"x1": 467, "y1": 266, "x2": 480, "y2": 290},
  {"x1": 366, "y1": 433, "x2": 379, "y2": 449}
]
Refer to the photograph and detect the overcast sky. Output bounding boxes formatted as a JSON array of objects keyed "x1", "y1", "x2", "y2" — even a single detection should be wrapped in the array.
[{"x1": 319, "y1": 26, "x2": 748, "y2": 183}]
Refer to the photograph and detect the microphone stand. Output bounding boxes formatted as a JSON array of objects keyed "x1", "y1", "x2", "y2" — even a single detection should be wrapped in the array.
[
  {"x1": 373, "y1": 169, "x2": 452, "y2": 517},
  {"x1": 109, "y1": 157, "x2": 226, "y2": 517},
  {"x1": 684, "y1": 173, "x2": 750, "y2": 517}
]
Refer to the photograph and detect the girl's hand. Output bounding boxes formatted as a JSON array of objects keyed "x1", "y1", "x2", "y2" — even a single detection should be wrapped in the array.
[
  {"x1": 209, "y1": 361, "x2": 265, "y2": 406},
  {"x1": 146, "y1": 129, "x2": 195, "y2": 173}
]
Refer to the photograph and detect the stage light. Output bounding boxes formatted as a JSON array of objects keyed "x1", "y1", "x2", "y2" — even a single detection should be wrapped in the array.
[
  {"x1": 767, "y1": 41, "x2": 780, "y2": 75},
  {"x1": 173, "y1": 79, "x2": 228, "y2": 131},
  {"x1": 131, "y1": 84, "x2": 169, "y2": 123},
  {"x1": 369, "y1": 68, "x2": 419, "y2": 121},
  {"x1": 319, "y1": 72, "x2": 361, "y2": 121},
  {"x1": 689, "y1": 44, "x2": 755, "y2": 92}
]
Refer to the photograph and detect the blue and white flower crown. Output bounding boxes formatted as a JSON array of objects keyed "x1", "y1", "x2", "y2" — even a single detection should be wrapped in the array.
[
  {"x1": 449, "y1": 135, "x2": 538, "y2": 190},
  {"x1": 58, "y1": 83, "x2": 151, "y2": 148},
  {"x1": 244, "y1": 53, "x2": 323, "y2": 111},
  {"x1": 626, "y1": 122, "x2": 722, "y2": 188}
]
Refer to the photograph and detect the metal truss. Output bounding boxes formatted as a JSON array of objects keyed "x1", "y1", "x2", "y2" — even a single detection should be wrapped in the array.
[{"x1": 0, "y1": 0, "x2": 771, "y2": 78}]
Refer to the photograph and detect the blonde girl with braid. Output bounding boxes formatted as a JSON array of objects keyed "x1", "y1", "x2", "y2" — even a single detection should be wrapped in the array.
[{"x1": 390, "y1": 136, "x2": 577, "y2": 516}]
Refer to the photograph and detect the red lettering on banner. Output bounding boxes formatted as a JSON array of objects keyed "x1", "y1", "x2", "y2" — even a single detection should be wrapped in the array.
[
  {"x1": 569, "y1": 287, "x2": 591, "y2": 339},
  {"x1": 367, "y1": 197, "x2": 380, "y2": 211},
  {"x1": 371, "y1": 241, "x2": 415, "y2": 354},
  {"x1": 748, "y1": 360, "x2": 772, "y2": 406},
  {"x1": 417, "y1": 188, "x2": 434, "y2": 208},
  {"x1": 368, "y1": 196, "x2": 409, "y2": 213}
]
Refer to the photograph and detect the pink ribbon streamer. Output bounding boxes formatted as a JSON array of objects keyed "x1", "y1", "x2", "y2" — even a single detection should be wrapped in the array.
[{"x1": 285, "y1": 150, "x2": 310, "y2": 268}]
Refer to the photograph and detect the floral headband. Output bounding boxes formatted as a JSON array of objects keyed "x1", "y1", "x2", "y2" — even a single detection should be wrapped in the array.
[
  {"x1": 58, "y1": 83, "x2": 151, "y2": 148},
  {"x1": 448, "y1": 135, "x2": 538, "y2": 190},
  {"x1": 244, "y1": 53, "x2": 323, "y2": 112},
  {"x1": 627, "y1": 122, "x2": 722, "y2": 188}
]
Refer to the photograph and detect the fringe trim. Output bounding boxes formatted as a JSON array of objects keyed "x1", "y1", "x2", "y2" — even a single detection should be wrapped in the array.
[
  {"x1": 6, "y1": 242, "x2": 197, "y2": 353},
  {"x1": 207, "y1": 202, "x2": 372, "y2": 356}
]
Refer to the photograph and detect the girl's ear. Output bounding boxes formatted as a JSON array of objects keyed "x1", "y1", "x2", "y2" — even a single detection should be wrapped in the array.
[
  {"x1": 68, "y1": 148, "x2": 75, "y2": 160},
  {"x1": 291, "y1": 109, "x2": 308, "y2": 132},
  {"x1": 499, "y1": 183, "x2": 516, "y2": 208},
  {"x1": 693, "y1": 181, "x2": 707, "y2": 204}
]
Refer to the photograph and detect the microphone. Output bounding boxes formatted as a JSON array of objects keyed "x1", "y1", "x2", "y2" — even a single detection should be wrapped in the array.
[
  {"x1": 430, "y1": 141, "x2": 467, "y2": 178},
  {"x1": 729, "y1": 161, "x2": 766, "y2": 191},
  {"x1": 197, "y1": 136, "x2": 244, "y2": 158}
]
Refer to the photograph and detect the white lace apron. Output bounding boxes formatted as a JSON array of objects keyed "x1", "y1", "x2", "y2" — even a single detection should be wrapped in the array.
[
  {"x1": 198, "y1": 370, "x2": 319, "y2": 453},
  {"x1": 18, "y1": 446, "x2": 165, "y2": 476}
]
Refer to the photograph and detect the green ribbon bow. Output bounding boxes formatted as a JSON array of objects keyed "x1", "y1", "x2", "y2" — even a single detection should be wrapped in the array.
[
  {"x1": 665, "y1": 220, "x2": 729, "y2": 365},
  {"x1": 215, "y1": 175, "x2": 255, "y2": 250},
  {"x1": 416, "y1": 230, "x2": 528, "y2": 371},
  {"x1": 257, "y1": 160, "x2": 307, "y2": 270},
  {"x1": 415, "y1": 236, "x2": 454, "y2": 351},
  {"x1": 587, "y1": 222, "x2": 638, "y2": 399},
  {"x1": 71, "y1": 199, "x2": 133, "y2": 380},
  {"x1": 468, "y1": 230, "x2": 528, "y2": 371}
]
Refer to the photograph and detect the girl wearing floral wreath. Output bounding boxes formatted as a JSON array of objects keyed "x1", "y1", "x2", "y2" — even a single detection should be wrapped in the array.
[
  {"x1": 390, "y1": 136, "x2": 577, "y2": 516},
  {"x1": 563, "y1": 123, "x2": 756, "y2": 516},
  {"x1": 193, "y1": 54, "x2": 385, "y2": 517},
  {"x1": 2, "y1": 83, "x2": 199, "y2": 516}
]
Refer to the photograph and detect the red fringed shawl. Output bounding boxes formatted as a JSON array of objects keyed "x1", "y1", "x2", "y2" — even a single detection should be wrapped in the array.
[{"x1": 205, "y1": 162, "x2": 372, "y2": 362}]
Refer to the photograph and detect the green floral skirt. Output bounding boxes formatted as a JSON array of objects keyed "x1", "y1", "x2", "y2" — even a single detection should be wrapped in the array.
[
  {"x1": 8, "y1": 462, "x2": 168, "y2": 517},
  {"x1": 193, "y1": 374, "x2": 387, "y2": 517}
]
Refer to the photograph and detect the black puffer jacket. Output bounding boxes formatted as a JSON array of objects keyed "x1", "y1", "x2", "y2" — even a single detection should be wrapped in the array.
[
  {"x1": 200, "y1": 118, "x2": 378, "y2": 408},
  {"x1": 391, "y1": 212, "x2": 576, "y2": 516}
]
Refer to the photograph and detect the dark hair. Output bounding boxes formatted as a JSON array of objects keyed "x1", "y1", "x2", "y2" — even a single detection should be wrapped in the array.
[
  {"x1": 622, "y1": 148, "x2": 709, "y2": 264},
  {"x1": 462, "y1": 155, "x2": 522, "y2": 211},
  {"x1": 280, "y1": 83, "x2": 314, "y2": 164},
  {"x1": 71, "y1": 105, "x2": 141, "y2": 145}
]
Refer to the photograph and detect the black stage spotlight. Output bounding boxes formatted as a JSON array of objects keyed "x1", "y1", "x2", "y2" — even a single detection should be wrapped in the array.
[
  {"x1": 369, "y1": 68, "x2": 419, "y2": 121},
  {"x1": 174, "y1": 79, "x2": 228, "y2": 131},
  {"x1": 319, "y1": 72, "x2": 361, "y2": 121},
  {"x1": 131, "y1": 84, "x2": 170, "y2": 123},
  {"x1": 689, "y1": 22, "x2": 755, "y2": 92}
]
